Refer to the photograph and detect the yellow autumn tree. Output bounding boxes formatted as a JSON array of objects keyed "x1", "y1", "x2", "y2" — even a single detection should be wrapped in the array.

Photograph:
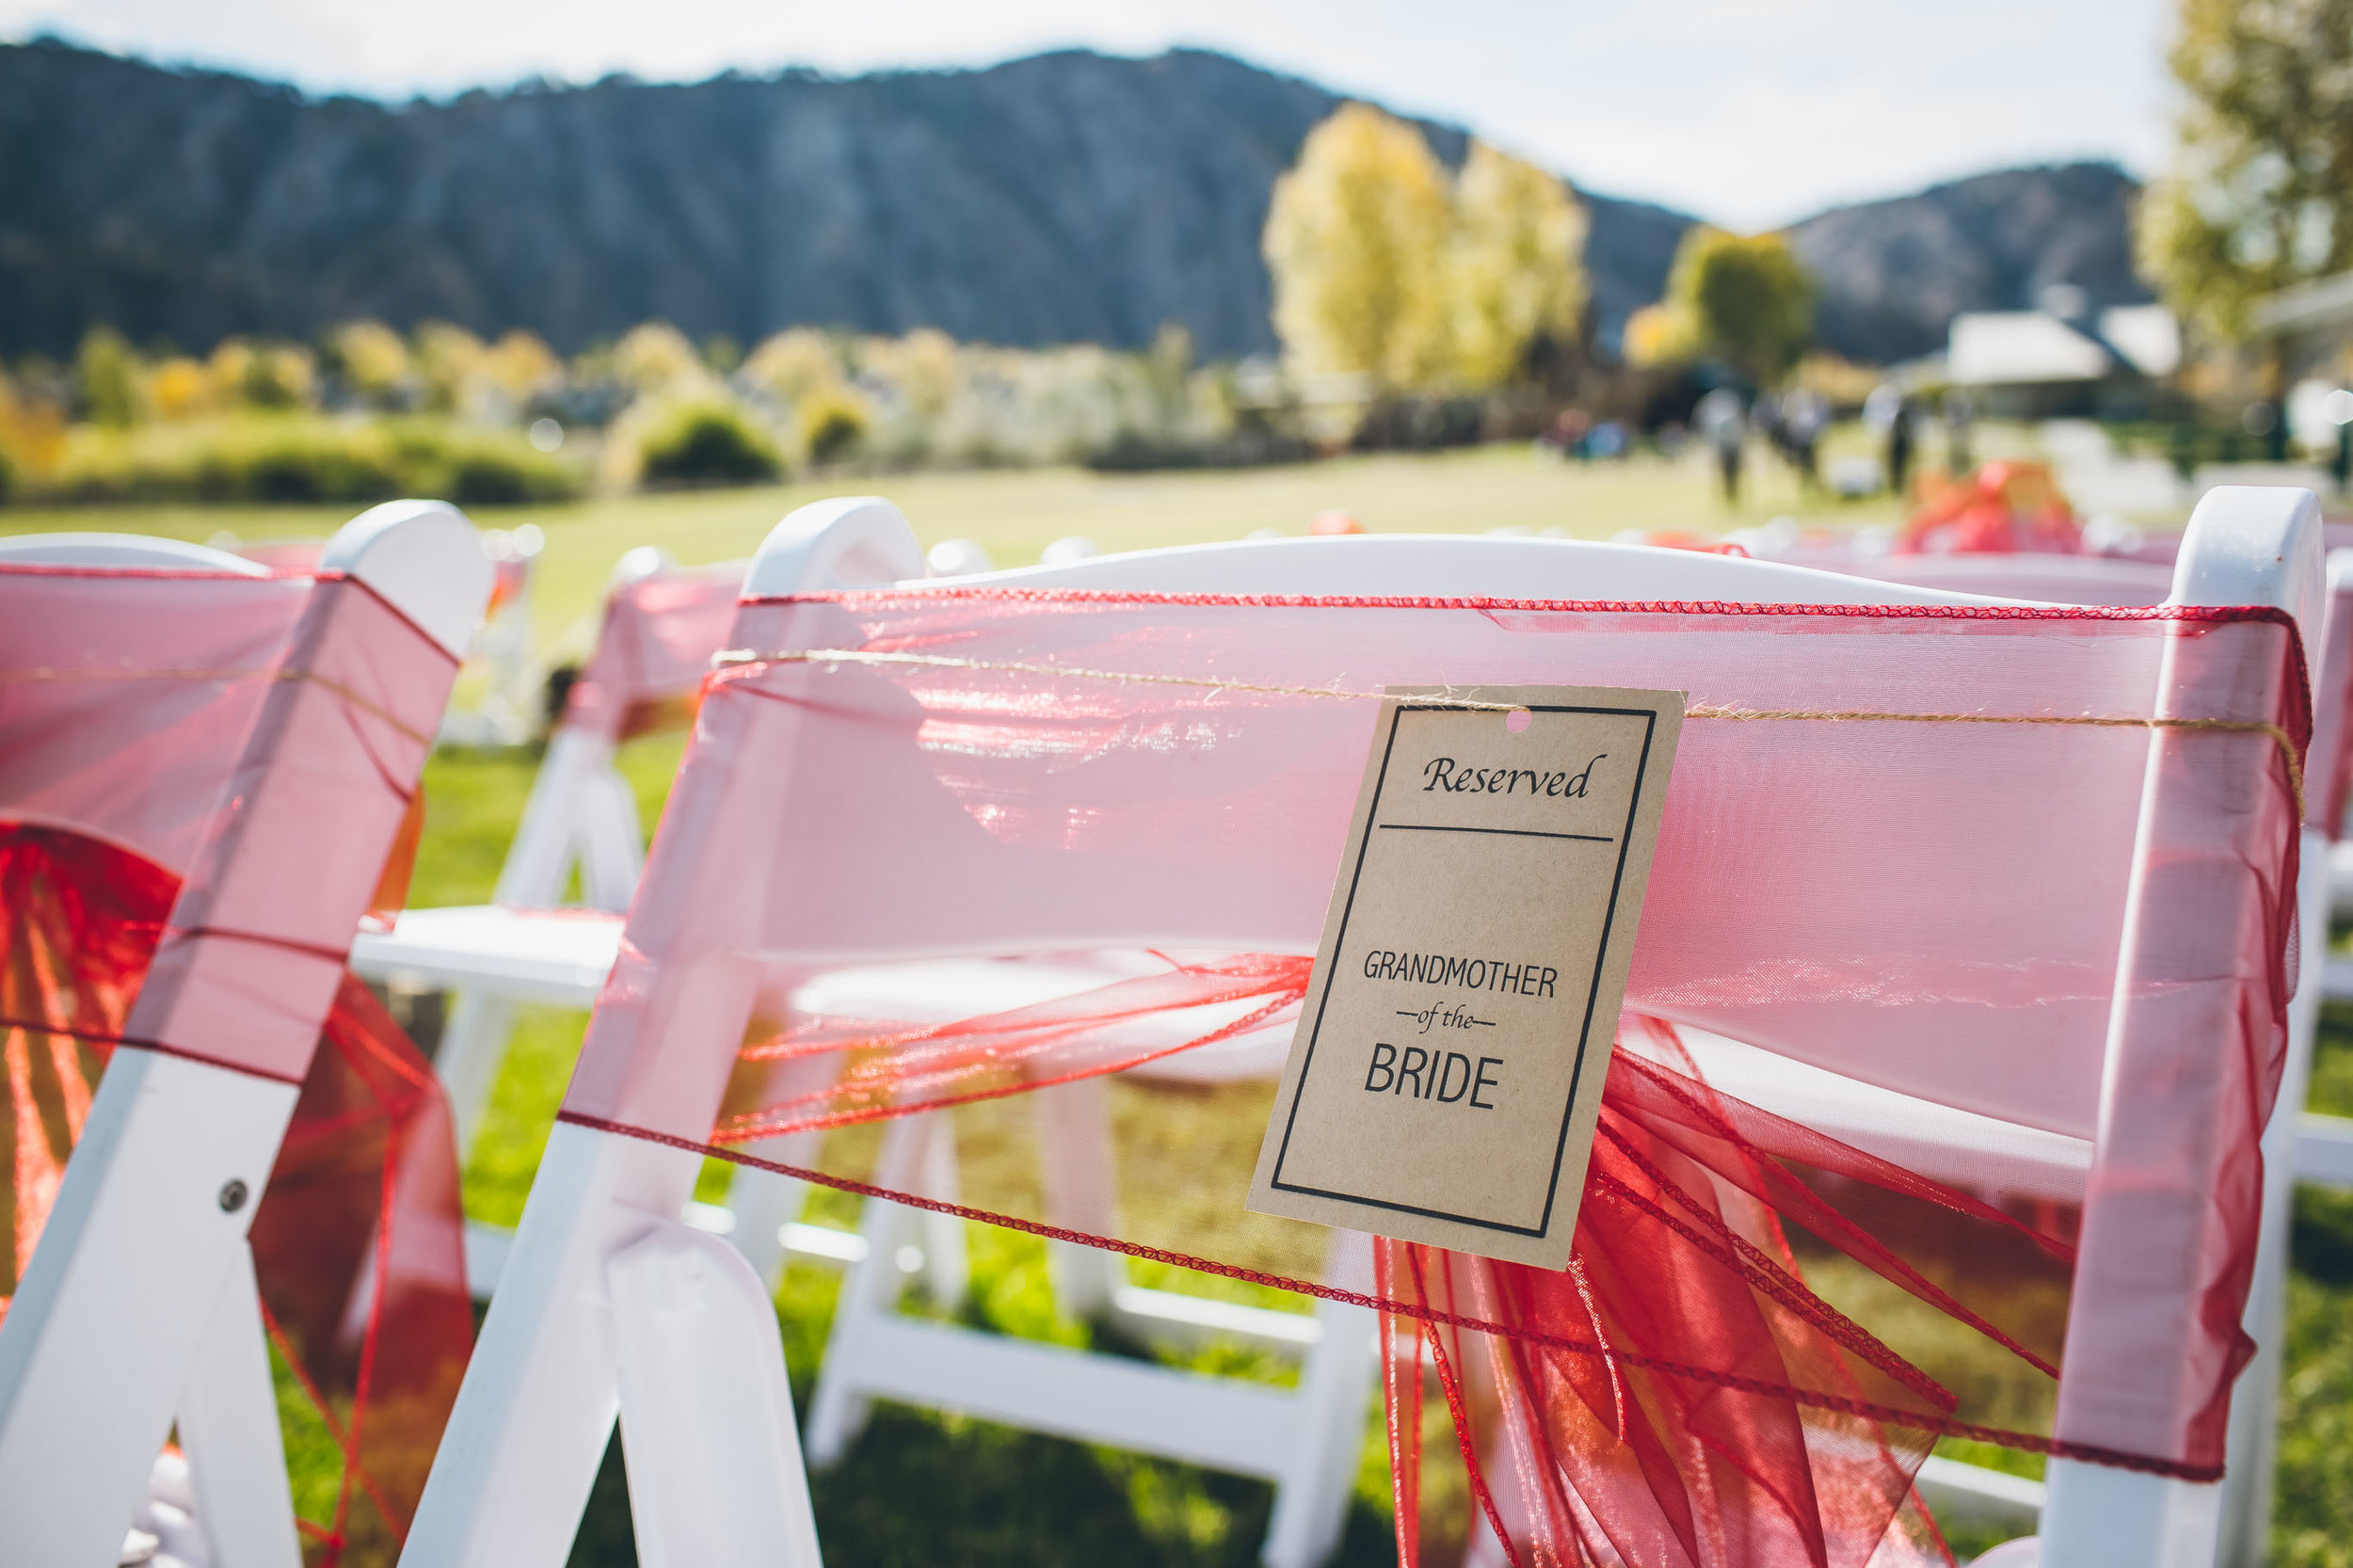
[
  {"x1": 411, "y1": 322, "x2": 490, "y2": 412},
  {"x1": 146, "y1": 358, "x2": 215, "y2": 421},
  {"x1": 328, "y1": 320, "x2": 411, "y2": 404},
  {"x1": 1449, "y1": 141, "x2": 1588, "y2": 391},
  {"x1": 744, "y1": 328, "x2": 847, "y2": 405},
  {"x1": 613, "y1": 322, "x2": 709, "y2": 398},
  {"x1": 486, "y1": 329, "x2": 561, "y2": 406},
  {"x1": 1263, "y1": 103, "x2": 1451, "y2": 391}
]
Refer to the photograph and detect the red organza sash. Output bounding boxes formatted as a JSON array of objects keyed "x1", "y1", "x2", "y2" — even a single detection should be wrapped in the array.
[
  {"x1": 561, "y1": 561, "x2": 746, "y2": 742},
  {"x1": 569, "y1": 962, "x2": 2101, "y2": 1568},
  {"x1": 0, "y1": 824, "x2": 472, "y2": 1563},
  {"x1": 553, "y1": 589, "x2": 2306, "y2": 1566}
]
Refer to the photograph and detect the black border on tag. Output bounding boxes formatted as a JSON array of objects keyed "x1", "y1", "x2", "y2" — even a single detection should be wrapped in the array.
[{"x1": 1265, "y1": 699, "x2": 1661, "y2": 1239}]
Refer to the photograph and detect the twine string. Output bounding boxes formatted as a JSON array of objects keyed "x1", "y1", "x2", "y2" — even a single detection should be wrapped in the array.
[
  {"x1": 712, "y1": 646, "x2": 2307, "y2": 816},
  {"x1": 0, "y1": 667, "x2": 435, "y2": 748}
]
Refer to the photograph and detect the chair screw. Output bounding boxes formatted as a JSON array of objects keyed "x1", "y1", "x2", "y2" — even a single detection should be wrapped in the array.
[{"x1": 218, "y1": 1179, "x2": 249, "y2": 1213}]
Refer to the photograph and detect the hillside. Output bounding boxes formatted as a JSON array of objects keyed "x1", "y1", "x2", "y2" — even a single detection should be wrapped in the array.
[
  {"x1": 1785, "y1": 163, "x2": 2153, "y2": 364},
  {"x1": 0, "y1": 39, "x2": 1698, "y2": 360},
  {"x1": 0, "y1": 38, "x2": 2151, "y2": 369}
]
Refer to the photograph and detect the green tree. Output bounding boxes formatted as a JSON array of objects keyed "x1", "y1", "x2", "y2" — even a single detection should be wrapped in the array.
[
  {"x1": 76, "y1": 327, "x2": 143, "y2": 427},
  {"x1": 1263, "y1": 103, "x2": 1451, "y2": 391},
  {"x1": 2141, "y1": 0, "x2": 2353, "y2": 343},
  {"x1": 1633, "y1": 228, "x2": 1814, "y2": 386},
  {"x1": 1448, "y1": 142, "x2": 1588, "y2": 392}
]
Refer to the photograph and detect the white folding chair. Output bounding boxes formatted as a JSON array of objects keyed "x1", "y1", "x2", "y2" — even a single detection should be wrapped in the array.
[
  {"x1": 352, "y1": 551, "x2": 747, "y2": 1163},
  {"x1": 438, "y1": 525, "x2": 545, "y2": 747},
  {"x1": 2209, "y1": 544, "x2": 2353, "y2": 1568},
  {"x1": 791, "y1": 520, "x2": 2161, "y2": 1567},
  {"x1": 403, "y1": 488, "x2": 2317, "y2": 1568},
  {"x1": 0, "y1": 506, "x2": 489, "y2": 1566},
  {"x1": 223, "y1": 527, "x2": 542, "y2": 746},
  {"x1": 1784, "y1": 534, "x2": 2348, "y2": 1562}
]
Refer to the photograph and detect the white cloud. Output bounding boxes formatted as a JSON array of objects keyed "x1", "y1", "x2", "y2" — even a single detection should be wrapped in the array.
[{"x1": 0, "y1": 0, "x2": 2176, "y2": 226}]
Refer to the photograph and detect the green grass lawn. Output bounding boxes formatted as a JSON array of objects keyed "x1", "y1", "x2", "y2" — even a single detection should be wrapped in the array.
[
  {"x1": 21, "y1": 441, "x2": 2345, "y2": 1565},
  {"x1": 0, "y1": 441, "x2": 1905, "y2": 664}
]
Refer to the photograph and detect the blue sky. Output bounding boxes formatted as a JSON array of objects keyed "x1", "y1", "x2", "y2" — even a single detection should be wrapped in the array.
[{"x1": 1, "y1": 0, "x2": 2177, "y2": 230}]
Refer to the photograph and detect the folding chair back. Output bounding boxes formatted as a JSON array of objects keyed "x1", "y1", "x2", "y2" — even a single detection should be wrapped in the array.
[
  {"x1": 404, "y1": 488, "x2": 2318, "y2": 1568},
  {"x1": 0, "y1": 504, "x2": 490, "y2": 1565},
  {"x1": 1846, "y1": 551, "x2": 2177, "y2": 606},
  {"x1": 348, "y1": 550, "x2": 748, "y2": 1172},
  {"x1": 504, "y1": 548, "x2": 746, "y2": 912},
  {"x1": 1796, "y1": 521, "x2": 2348, "y2": 1561}
]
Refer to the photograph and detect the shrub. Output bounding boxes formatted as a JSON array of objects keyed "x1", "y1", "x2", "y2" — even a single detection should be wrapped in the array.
[
  {"x1": 798, "y1": 386, "x2": 872, "y2": 466},
  {"x1": 388, "y1": 424, "x2": 584, "y2": 504},
  {"x1": 33, "y1": 415, "x2": 584, "y2": 505},
  {"x1": 636, "y1": 399, "x2": 783, "y2": 487}
]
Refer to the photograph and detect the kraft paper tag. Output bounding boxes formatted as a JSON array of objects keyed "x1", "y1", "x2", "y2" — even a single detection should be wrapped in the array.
[{"x1": 1248, "y1": 684, "x2": 1683, "y2": 1270}]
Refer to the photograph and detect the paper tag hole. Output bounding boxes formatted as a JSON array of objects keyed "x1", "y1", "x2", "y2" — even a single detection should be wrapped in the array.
[{"x1": 1505, "y1": 708, "x2": 1532, "y2": 732}]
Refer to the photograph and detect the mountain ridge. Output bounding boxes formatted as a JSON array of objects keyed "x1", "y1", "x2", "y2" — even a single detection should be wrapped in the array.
[{"x1": 0, "y1": 38, "x2": 2151, "y2": 368}]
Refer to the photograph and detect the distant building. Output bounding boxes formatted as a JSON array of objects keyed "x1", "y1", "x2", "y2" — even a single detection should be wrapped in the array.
[
  {"x1": 2252, "y1": 271, "x2": 2353, "y2": 385},
  {"x1": 1945, "y1": 293, "x2": 2180, "y2": 418},
  {"x1": 2249, "y1": 273, "x2": 2353, "y2": 452}
]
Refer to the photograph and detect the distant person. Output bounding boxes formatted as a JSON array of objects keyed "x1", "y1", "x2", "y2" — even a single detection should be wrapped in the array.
[
  {"x1": 1308, "y1": 509, "x2": 1364, "y2": 536},
  {"x1": 1749, "y1": 392, "x2": 1785, "y2": 462},
  {"x1": 1865, "y1": 382, "x2": 1915, "y2": 497},
  {"x1": 1779, "y1": 388, "x2": 1827, "y2": 492},
  {"x1": 1694, "y1": 388, "x2": 1747, "y2": 506},
  {"x1": 1943, "y1": 388, "x2": 1976, "y2": 473},
  {"x1": 1543, "y1": 408, "x2": 1593, "y2": 461},
  {"x1": 1887, "y1": 400, "x2": 1914, "y2": 495}
]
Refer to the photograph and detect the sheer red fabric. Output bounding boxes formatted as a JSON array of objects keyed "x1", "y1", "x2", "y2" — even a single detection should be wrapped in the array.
[
  {"x1": 557, "y1": 587, "x2": 2304, "y2": 1562},
  {"x1": 0, "y1": 558, "x2": 474, "y2": 1562},
  {"x1": 561, "y1": 560, "x2": 747, "y2": 742},
  {"x1": 0, "y1": 825, "x2": 471, "y2": 1560},
  {"x1": 1897, "y1": 461, "x2": 2082, "y2": 556}
]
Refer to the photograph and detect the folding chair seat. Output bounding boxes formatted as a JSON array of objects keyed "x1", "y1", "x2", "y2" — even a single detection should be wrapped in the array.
[
  {"x1": 406, "y1": 487, "x2": 2316, "y2": 1568},
  {"x1": 350, "y1": 551, "x2": 746, "y2": 1166},
  {"x1": 0, "y1": 507, "x2": 491, "y2": 1565}
]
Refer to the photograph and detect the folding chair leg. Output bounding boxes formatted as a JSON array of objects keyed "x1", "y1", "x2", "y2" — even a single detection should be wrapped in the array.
[
  {"x1": 574, "y1": 763, "x2": 648, "y2": 914},
  {"x1": 725, "y1": 1164, "x2": 808, "y2": 1288},
  {"x1": 1261, "y1": 1299, "x2": 1379, "y2": 1568},
  {"x1": 2040, "y1": 1462, "x2": 2219, "y2": 1568},
  {"x1": 1034, "y1": 1079, "x2": 1122, "y2": 1320},
  {"x1": 804, "y1": 1112, "x2": 962, "y2": 1467},
  {"x1": 723, "y1": 1121, "x2": 824, "y2": 1286},
  {"x1": 609, "y1": 1220, "x2": 820, "y2": 1568},
  {"x1": 177, "y1": 1240, "x2": 301, "y2": 1568},
  {"x1": 909, "y1": 1114, "x2": 968, "y2": 1310},
  {"x1": 0, "y1": 1048, "x2": 299, "y2": 1568},
  {"x1": 493, "y1": 730, "x2": 615, "y2": 910},
  {"x1": 2217, "y1": 824, "x2": 2329, "y2": 1567},
  {"x1": 436, "y1": 990, "x2": 517, "y2": 1160},
  {"x1": 401, "y1": 1120, "x2": 703, "y2": 1568}
]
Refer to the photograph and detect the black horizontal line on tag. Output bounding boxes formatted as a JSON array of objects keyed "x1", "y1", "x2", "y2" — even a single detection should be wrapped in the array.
[{"x1": 1375, "y1": 823, "x2": 1616, "y2": 842}]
